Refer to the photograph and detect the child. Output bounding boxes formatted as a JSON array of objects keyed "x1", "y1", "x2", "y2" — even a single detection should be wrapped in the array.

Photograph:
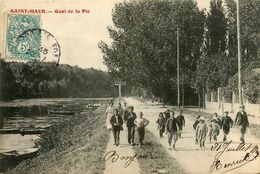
[
  {"x1": 165, "y1": 111, "x2": 179, "y2": 150},
  {"x1": 208, "y1": 124, "x2": 213, "y2": 142},
  {"x1": 210, "y1": 113, "x2": 221, "y2": 142},
  {"x1": 196, "y1": 117, "x2": 208, "y2": 149},
  {"x1": 221, "y1": 111, "x2": 233, "y2": 142},
  {"x1": 156, "y1": 112, "x2": 165, "y2": 138},
  {"x1": 193, "y1": 115, "x2": 201, "y2": 144},
  {"x1": 105, "y1": 102, "x2": 114, "y2": 130},
  {"x1": 176, "y1": 110, "x2": 185, "y2": 138},
  {"x1": 164, "y1": 109, "x2": 171, "y2": 121}
]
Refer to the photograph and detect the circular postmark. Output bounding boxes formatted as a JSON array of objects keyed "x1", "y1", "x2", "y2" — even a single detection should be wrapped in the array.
[{"x1": 17, "y1": 28, "x2": 61, "y2": 65}]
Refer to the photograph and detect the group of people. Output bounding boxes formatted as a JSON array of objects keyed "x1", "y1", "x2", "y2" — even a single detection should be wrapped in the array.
[
  {"x1": 156, "y1": 105, "x2": 249, "y2": 150},
  {"x1": 156, "y1": 109, "x2": 185, "y2": 150},
  {"x1": 105, "y1": 101, "x2": 149, "y2": 147},
  {"x1": 106, "y1": 100, "x2": 249, "y2": 150},
  {"x1": 193, "y1": 105, "x2": 249, "y2": 148}
]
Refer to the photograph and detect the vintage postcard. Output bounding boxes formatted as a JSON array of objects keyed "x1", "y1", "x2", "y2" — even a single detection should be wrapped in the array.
[{"x1": 0, "y1": 0, "x2": 259, "y2": 174}]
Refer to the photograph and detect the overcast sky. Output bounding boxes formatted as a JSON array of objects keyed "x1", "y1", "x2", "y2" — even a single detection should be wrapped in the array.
[{"x1": 1, "y1": 0, "x2": 210, "y2": 71}]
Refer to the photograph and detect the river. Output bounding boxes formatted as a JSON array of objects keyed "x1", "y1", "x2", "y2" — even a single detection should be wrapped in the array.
[{"x1": 0, "y1": 98, "x2": 110, "y2": 153}]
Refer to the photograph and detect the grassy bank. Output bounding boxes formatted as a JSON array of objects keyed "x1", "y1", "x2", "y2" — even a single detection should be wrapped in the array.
[
  {"x1": 7, "y1": 105, "x2": 110, "y2": 174},
  {"x1": 133, "y1": 130, "x2": 187, "y2": 174}
]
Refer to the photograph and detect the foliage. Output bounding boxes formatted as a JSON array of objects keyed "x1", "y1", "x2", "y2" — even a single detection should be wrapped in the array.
[
  {"x1": 194, "y1": 52, "x2": 236, "y2": 93},
  {"x1": 206, "y1": 0, "x2": 227, "y2": 54},
  {"x1": 223, "y1": 64, "x2": 260, "y2": 104},
  {"x1": 99, "y1": 0, "x2": 205, "y2": 104},
  {"x1": 194, "y1": 0, "x2": 259, "y2": 102},
  {"x1": 0, "y1": 59, "x2": 117, "y2": 100}
]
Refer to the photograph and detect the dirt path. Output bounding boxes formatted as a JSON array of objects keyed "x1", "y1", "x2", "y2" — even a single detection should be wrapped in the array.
[
  {"x1": 125, "y1": 97, "x2": 260, "y2": 174},
  {"x1": 103, "y1": 128, "x2": 140, "y2": 174}
]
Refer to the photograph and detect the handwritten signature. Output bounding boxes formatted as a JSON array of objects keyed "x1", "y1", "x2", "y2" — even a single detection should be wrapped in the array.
[
  {"x1": 103, "y1": 150, "x2": 155, "y2": 168},
  {"x1": 209, "y1": 140, "x2": 259, "y2": 173}
]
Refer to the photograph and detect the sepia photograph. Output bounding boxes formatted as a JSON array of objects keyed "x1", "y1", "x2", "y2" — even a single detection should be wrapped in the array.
[{"x1": 0, "y1": 0, "x2": 259, "y2": 173}]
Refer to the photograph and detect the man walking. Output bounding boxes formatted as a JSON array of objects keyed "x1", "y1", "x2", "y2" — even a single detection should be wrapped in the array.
[
  {"x1": 176, "y1": 110, "x2": 185, "y2": 138},
  {"x1": 126, "y1": 106, "x2": 137, "y2": 145},
  {"x1": 165, "y1": 111, "x2": 179, "y2": 150},
  {"x1": 110, "y1": 109, "x2": 123, "y2": 146},
  {"x1": 134, "y1": 112, "x2": 149, "y2": 147},
  {"x1": 235, "y1": 105, "x2": 249, "y2": 143}
]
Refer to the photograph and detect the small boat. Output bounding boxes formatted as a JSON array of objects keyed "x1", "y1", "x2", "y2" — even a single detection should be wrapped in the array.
[
  {"x1": 85, "y1": 103, "x2": 101, "y2": 110},
  {"x1": 0, "y1": 148, "x2": 38, "y2": 172},
  {"x1": 0, "y1": 128, "x2": 45, "y2": 135},
  {"x1": 0, "y1": 128, "x2": 20, "y2": 134},
  {"x1": 48, "y1": 110, "x2": 78, "y2": 115},
  {"x1": 2, "y1": 148, "x2": 38, "y2": 156},
  {"x1": 20, "y1": 128, "x2": 45, "y2": 135}
]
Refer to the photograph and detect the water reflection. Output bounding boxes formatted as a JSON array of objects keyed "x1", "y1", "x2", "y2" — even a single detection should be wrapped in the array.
[
  {"x1": 0, "y1": 99, "x2": 107, "y2": 152},
  {"x1": 0, "y1": 103, "x2": 85, "y2": 129}
]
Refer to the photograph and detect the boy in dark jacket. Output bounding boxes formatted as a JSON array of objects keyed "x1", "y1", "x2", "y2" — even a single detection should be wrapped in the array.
[
  {"x1": 156, "y1": 112, "x2": 166, "y2": 138},
  {"x1": 221, "y1": 111, "x2": 233, "y2": 142},
  {"x1": 165, "y1": 111, "x2": 179, "y2": 150},
  {"x1": 176, "y1": 110, "x2": 185, "y2": 138}
]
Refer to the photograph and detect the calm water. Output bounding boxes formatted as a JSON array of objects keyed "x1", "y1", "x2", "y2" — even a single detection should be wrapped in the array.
[{"x1": 0, "y1": 98, "x2": 109, "y2": 152}]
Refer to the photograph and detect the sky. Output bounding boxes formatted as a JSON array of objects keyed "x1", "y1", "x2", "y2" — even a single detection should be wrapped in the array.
[{"x1": 0, "y1": 0, "x2": 210, "y2": 71}]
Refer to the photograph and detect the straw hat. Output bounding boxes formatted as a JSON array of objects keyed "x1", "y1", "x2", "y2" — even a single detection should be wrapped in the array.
[{"x1": 199, "y1": 117, "x2": 205, "y2": 121}]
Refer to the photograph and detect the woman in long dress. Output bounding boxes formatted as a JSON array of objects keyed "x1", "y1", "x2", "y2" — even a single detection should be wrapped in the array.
[{"x1": 106, "y1": 102, "x2": 114, "y2": 129}]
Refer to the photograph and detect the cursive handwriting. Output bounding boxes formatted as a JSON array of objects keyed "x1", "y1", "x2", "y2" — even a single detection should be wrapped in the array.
[
  {"x1": 209, "y1": 141, "x2": 259, "y2": 173},
  {"x1": 103, "y1": 150, "x2": 155, "y2": 168}
]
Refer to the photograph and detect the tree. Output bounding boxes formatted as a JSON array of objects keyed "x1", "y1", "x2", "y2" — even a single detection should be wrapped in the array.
[
  {"x1": 225, "y1": 0, "x2": 259, "y2": 62},
  {"x1": 0, "y1": 60, "x2": 117, "y2": 100},
  {"x1": 195, "y1": 0, "x2": 259, "y2": 102},
  {"x1": 206, "y1": 0, "x2": 227, "y2": 54},
  {"x1": 99, "y1": 0, "x2": 205, "y2": 104}
]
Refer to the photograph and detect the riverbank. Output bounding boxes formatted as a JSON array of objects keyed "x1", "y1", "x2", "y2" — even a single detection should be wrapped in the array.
[{"x1": 7, "y1": 105, "x2": 110, "y2": 174}]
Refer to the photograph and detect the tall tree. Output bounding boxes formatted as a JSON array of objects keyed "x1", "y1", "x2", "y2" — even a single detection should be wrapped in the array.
[
  {"x1": 206, "y1": 0, "x2": 227, "y2": 54},
  {"x1": 99, "y1": 0, "x2": 205, "y2": 104}
]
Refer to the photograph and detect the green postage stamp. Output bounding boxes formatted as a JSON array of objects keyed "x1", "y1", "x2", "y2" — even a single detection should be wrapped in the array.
[{"x1": 6, "y1": 14, "x2": 41, "y2": 60}]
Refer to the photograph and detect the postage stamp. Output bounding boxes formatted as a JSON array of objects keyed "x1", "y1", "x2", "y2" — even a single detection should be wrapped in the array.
[
  {"x1": 5, "y1": 14, "x2": 60, "y2": 64},
  {"x1": 6, "y1": 14, "x2": 41, "y2": 59}
]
